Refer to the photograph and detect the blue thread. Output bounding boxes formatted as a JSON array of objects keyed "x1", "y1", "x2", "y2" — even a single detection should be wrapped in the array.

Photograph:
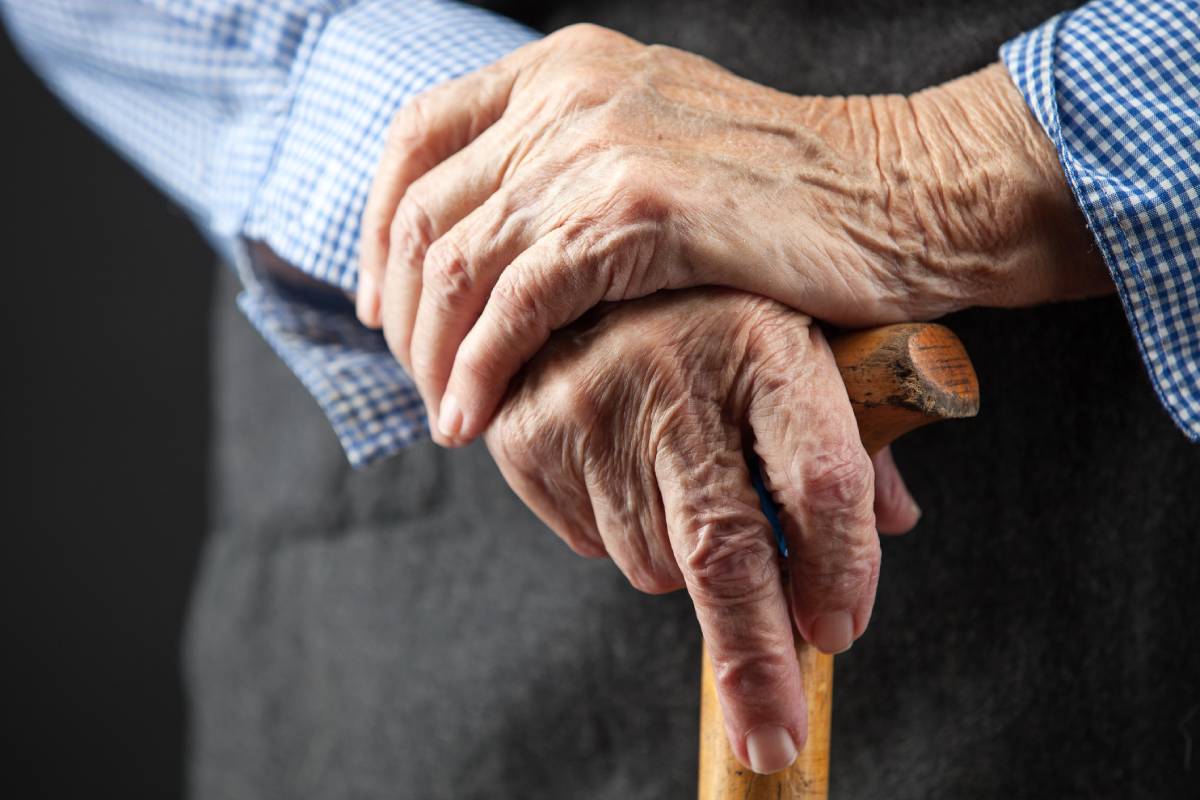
[{"x1": 747, "y1": 455, "x2": 788, "y2": 558}]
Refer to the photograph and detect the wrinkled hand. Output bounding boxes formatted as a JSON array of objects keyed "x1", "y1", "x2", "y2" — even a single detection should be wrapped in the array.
[
  {"x1": 483, "y1": 287, "x2": 920, "y2": 773},
  {"x1": 358, "y1": 24, "x2": 1109, "y2": 444}
]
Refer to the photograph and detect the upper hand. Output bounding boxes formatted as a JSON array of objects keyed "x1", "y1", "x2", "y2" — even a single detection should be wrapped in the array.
[
  {"x1": 482, "y1": 287, "x2": 921, "y2": 773},
  {"x1": 357, "y1": 24, "x2": 1109, "y2": 445}
]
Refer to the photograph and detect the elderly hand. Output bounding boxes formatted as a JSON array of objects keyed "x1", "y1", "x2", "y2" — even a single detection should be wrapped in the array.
[
  {"x1": 357, "y1": 24, "x2": 1109, "y2": 445},
  {"x1": 482, "y1": 286, "x2": 920, "y2": 773}
]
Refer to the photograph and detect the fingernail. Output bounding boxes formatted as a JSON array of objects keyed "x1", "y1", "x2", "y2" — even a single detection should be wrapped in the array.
[
  {"x1": 357, "y1": 270, "x2": 377, "y2": 324},
  {"x1": 438, "y1": 394, "x2": 464, "y2": 440},
  {"x1": 745, "y1": 725, "x2": 798, "y2": 774},
  {"x1": 812, "y1": 611, "x2": 855, "y2": 654}
]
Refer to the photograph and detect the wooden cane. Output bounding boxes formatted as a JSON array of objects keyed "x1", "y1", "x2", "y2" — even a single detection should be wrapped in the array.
[{"x1": 697, "y1": 323, "x2": 980, "y2": 800}]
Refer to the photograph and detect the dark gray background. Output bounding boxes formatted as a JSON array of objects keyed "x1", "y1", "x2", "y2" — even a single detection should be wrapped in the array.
[
  {"x1": 3, "y1": 26, "x2": 212, "y2": 798},
  {"x1": 6, "y1": 1, "x2": 1200, "y2": 797}
]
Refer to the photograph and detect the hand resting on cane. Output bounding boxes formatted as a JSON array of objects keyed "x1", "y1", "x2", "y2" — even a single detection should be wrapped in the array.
[{"x1": 481, "y1": 287, "x2": 919, "y2": 773}]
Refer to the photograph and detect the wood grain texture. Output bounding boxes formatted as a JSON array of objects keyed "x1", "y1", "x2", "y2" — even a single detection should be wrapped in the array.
[
  {"x1": 699, "y1": 645, "x2": 833, "y2": 800},
  {"x1": 697, "y1": 323, "x2": 979, "y2": 800}
]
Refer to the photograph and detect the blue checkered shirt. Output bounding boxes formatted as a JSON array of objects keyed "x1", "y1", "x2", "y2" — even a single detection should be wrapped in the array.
[
  {"x1": 3, "y1": 0, "x2": 1198, "y2": 466},
  {"x1": 3, "y1": 0, "x2": 538, "y2": 467},
  {"x1": 1003, "y1": 0, "x2": 1200, "y2": 441}
]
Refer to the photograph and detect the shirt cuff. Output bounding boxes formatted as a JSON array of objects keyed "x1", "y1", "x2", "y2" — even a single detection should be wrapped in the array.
[
  {"x1": 237, "y1": 281, "x2": 429, "y2": 468},
  {"x1": 1000, "y1": 0, "x2": 1200, "y2": 442},
  {"x1": 243, "y1": 0, "x2": 538, "y2": 293},
  {"x1": 238, "y1": 0, "x2": 538, "y2": 466}
]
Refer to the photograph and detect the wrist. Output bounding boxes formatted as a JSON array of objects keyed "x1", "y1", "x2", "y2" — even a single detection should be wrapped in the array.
[{"x1": 901, "y1": 63, "x2": 1111, "y2": 311}]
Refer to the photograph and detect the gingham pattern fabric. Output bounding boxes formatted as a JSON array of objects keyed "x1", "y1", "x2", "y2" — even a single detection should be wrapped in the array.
[
  {"x1": 2, "y1": 0, "x2": 537, "y2": 466},
  {"x1": 1002, "y1": 0, "x2": 1200, "y2": 441}
]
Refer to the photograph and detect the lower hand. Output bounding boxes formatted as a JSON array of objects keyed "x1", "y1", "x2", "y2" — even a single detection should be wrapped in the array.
[{"x1": 483, "y1": 287, "x2": 920, "y2": 773}]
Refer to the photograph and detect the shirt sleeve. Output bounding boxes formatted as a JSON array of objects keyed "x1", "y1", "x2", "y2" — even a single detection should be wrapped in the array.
[
  {"x1": 2, "y1": 0, "x2": 539, "y2": 466},
  {"x1": 1001, "y1": 0, "x2": 1200, "y2": 442}
]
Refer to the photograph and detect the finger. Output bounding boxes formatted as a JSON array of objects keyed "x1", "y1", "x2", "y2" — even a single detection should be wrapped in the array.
[
  {"x1": 585, "y1": 465, "x2": 683, "y2": 596},
  {"x1": 748, "y1": 324, "x2": 880, "y2": 657},
  {"x1": 407, "y1": 186, "x2": 536, "y2": 429},
  {"x1": 358, "y1": 61, "x2": 516, "y2": 327},
  {"x1": 484, "y1": 416, "x2": 608, "y2": 561},
  {"x1": 872, "y1": 446, "x2": 921, "y2": 534},
  {"x1": 657, "y1": 406, "x2": 803, "y2": 774},
  {"x1": 379, "y1": 115, "x2": 524, "y2": 378},
  {"x1": 440, "y1": 219, "x2": 665, "y2": 443}
]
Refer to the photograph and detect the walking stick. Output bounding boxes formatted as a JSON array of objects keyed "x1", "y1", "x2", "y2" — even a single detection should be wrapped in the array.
[{"x1": 697, "y1": 323, "x2": 981, "y2": 799}]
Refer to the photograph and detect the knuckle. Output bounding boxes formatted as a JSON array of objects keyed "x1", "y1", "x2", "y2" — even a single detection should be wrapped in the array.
[
  {"x1": 712, "y1": 651, "x2": 794, "y2": 702},
  {"x1": 602, "y1": 156, "x2": 671, "y2": 223},
  {"x1": 423, "y1": 237, "x2": 474, "y2": 310},
  {"x1": 531, "y1": 359, "x2": 603, "y2": 427},
  {"x1": 683, "y1": 518, "x2": 778, "y2": 605},
  {"x1": 748, "y1": 308, "x2": 810, "y2": 362},
  {"x1": 560, "y1": 528, "x2": 607, "y2": 560},
  {"x1": 640, "y1": 42, "x2": 680, "y2": 61},
  {"x1": 792, "y1": 540, "x2": 879, "y2": 602},
  {"x1": 487, "y1": 415, "x2": 524, "y2": 469},
  {"x1": 490, "y1": 423, "x2": 610, "y2": 564},
  {"x1": 391, "y1": 192, "x2": 435, "y2": 271},
  {"x1": 639, "y1": 42, "x2": 714, "y2": 76},
  {"x1": 802, "y1": 446, "x2": 874, "y2": 515},
  {"x1": 553, "y1": 377, "x2": 600, "y2": 423},
  {"x1": 388, "y1": 91, "x2": 436, "y2": 148},
  {"x1": 487, "y1": 410, "x2": 543, "y2": 481},
  {"x1": 625, "y1": 566, "x2": 677, "y2": 596},
  {"x1": 491, "y1": 272, "x2": 543, "y2": 332},
  {"x1": 554, "y1": 22, "x2": 621, "y2": 47},
  {"x1": 554, "y1": 72, "x2": 619, "y2": 113},
  {"x1": 600, "y1": 517, "x2": 682, "y2": 596},
  {"x1": 557, "y1": 135, "x2": 612, "y2": 169}
]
